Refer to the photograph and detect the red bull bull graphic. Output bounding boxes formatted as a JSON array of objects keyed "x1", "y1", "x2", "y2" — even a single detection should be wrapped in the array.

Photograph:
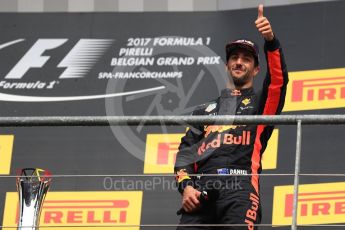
[{"x1": 204, "y1": 125, "x2": 240, "y2": 138}]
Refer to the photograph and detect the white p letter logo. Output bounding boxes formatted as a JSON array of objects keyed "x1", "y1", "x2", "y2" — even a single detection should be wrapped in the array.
[{"x1": 5, "y1": 39, "x2": 68, "y2": 79}]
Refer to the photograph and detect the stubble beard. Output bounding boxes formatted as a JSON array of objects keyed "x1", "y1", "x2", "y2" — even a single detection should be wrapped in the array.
[{"x1": 229, "y1": 70, "x2": 252, "y2": 88}]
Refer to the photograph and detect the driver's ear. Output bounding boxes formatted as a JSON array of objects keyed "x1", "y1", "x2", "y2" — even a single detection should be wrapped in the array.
[{"x1": 254, "y1": 66, "x2": 260, "y2": 76}]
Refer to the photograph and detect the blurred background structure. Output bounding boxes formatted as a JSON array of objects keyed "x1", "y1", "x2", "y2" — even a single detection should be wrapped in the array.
[{"x1": 0, "y1": 0, "x2": 338, "y2": 12}]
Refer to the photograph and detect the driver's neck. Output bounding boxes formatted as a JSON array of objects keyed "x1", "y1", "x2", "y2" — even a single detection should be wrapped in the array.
[{"x1": 226, "y1": 81, "x2": 253, "y2": 90}]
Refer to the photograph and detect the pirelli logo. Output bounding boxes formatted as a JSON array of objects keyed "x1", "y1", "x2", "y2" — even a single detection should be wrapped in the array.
[
  {"x1": 272, "y1": 182, "x2": 345, "y2": 225},
  {"x1": 2, "y1": 191, "x2": 142, "y2": 230},
  {"x1": 144, "y1": 134, "x2": 180, "y2": 173},
  {"x1": 284, "y1": 68, "x2": 345, "y2": 111},
  {"x1": 143, "y1": 130, "x2": 278, "y2": 174},
  {"x1": 0, "y1": 135, "x2": 14, "y2": 175}
]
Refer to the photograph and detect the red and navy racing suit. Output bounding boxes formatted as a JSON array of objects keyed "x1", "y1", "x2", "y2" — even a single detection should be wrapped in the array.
[{"x1": 174, "y1": 37, "x2": 288, "y2": 230}]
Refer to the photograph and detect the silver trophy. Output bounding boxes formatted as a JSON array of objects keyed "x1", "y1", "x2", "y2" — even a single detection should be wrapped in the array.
[{"x1": 16, "y1": 168, "x2": 52, "y2": 230}]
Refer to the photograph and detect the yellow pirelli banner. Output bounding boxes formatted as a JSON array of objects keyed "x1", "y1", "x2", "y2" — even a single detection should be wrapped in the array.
[
  {"x1": 0, "y1": 135, "x2": 14, "y2": 175},
  {"x1": 2, "y1": 191, "x2": 142, "y2": 230},
  {"x1": 284, "y1": 68, "x2": 345, "y2": 111},
  {"x1": 273, "y1": 182, "x2": 345, "y2": 225}
]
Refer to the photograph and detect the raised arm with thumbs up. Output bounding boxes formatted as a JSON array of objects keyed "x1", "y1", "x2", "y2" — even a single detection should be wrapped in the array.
[{"x1": 255, "y1": 4, "x2": 274, "y2": 41}]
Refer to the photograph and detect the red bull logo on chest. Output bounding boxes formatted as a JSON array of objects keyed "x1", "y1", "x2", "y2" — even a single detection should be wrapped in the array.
[{"x1": 198, "y1": 131, "x2": 251, "y2": 155}]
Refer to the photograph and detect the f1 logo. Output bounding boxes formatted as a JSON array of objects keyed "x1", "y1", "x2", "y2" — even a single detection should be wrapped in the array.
[
  {"x1": 5, "y1": 39, "x2": 67, "y2": 79},
  {"x1": 4, "y1": 39, "x2": 113, "y2": 79}
]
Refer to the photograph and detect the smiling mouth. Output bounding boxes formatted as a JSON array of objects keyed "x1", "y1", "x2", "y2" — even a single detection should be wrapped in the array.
[{"x1": 232, "y1": 69, "x2": 244, "y2": 74}]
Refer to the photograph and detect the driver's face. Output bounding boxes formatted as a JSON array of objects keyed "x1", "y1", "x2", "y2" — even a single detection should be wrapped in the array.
[{"x1": 227, "y1": 49, "x2": 259, "y2": 87}]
